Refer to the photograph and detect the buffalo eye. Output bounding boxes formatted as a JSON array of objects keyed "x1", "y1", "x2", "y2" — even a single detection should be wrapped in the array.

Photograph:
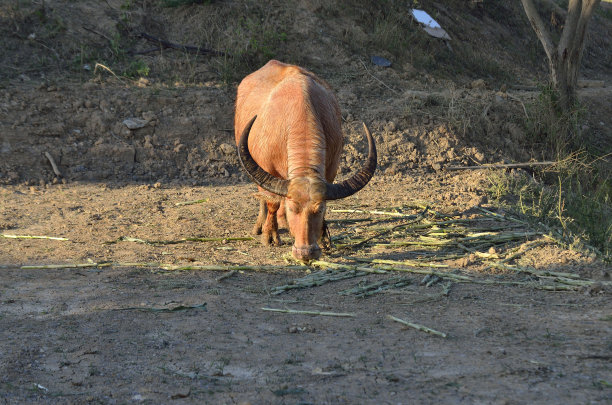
[{"x1": 287, "y1": 202, "x2": 302, "y2": 214}]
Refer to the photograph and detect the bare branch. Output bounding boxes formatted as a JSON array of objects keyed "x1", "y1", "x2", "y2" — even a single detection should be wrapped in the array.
[
  {"x1": 559, "y1": 0, "x2": 583, "y2": 58},
  {"x1": 520, "y1": 0, "x2": 556, "y2": 62},
  {"x1": 574, "y1": 0, "x2": 602, "y2": 52},
  {"x1": 138, "y1": 32, "x2": 227, "y2": 57}
]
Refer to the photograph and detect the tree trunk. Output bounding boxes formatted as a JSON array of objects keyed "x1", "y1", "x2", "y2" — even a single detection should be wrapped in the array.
[{"x1": 521, "y1": 0, "x2": 601, "y2": 112}]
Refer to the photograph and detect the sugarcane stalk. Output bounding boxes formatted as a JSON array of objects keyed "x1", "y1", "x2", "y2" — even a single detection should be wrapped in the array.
[
  {"x1": 330, "y1": 208, "x2": 421, "y2": 218},
  {"x1": 496, "y1": 240, "x2": 546, "y2": 264},
  {"x1": 2, "y1": 234, "x2": 69, "y2": 241},
  {"x1": 349, "y1": 257, "x2": 450, "y2": 268},
  {"x1": 340, "y1": 276, "x2": 410, "y2": 296},
  {"x1": 310, "y1": 260, "x2": 387, "y2": 274},
  {"x1": 174, "y1": 198, "x2": 209, "y2": 206},
  {"x1": 161, "y1": 264, "x2": 308, "y2": 272},
  {"x1": 21, "y1": 262, "x2": 112, "y2": 269},
  {"x1": 387, "y1": 315, "x2": 447, "y2": 338},
  {"x1": 261, "y1": 307, "x2": 356, "y2": 317},
  {"x1": 487, "y1": 262, "x2": 581, "y2": 279}
]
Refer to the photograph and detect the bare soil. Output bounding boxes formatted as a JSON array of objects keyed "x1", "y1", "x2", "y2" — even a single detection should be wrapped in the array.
[{"x1": 1, "y1": 1, "x2": 611, "y2": 404}]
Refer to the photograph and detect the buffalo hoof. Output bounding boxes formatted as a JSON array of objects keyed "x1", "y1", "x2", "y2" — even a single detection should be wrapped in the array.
[{"x1": 262, "y1": 231, "x2": 281, "y2": 246}]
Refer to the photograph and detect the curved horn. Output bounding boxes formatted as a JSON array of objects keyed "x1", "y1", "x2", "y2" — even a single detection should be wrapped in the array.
[
  {"x1": 325, "y1": 122, "x2": 377, "y2": 200},
  {"x1": 237, "y1": 115, "x2": 289, "y2": 197}
]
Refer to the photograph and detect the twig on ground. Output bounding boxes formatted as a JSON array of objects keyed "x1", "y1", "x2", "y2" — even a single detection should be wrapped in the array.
[
  {"x1": 387, "y1": 315, "x2": 447, "y2": 338},
  {"x1": 359, "y1": 59, "x2": 399, "y2": 94},
  {"x1": 505, "y1": 91, "x2": 529, "y2": 118},
  {"x1": 262, "y1": 307, "x2": 356, "y2": 317},
  {"x1": 82, "y1": 25, "x2": 113, "y2": 44},
  {"x1": 44, "y1": 152, "x2": 62, "y2": 177},
  {"x1": 113, "y1": 302, "x2": 207, "y2": 312},
  {"x1": 138, "y1": 32, "x2": 227, "y2": 56}
]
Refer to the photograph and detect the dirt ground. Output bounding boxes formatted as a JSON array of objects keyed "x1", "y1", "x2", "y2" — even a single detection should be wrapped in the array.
[{"x1": 1, "y1": 1, "x2": 611, "y2": 404}]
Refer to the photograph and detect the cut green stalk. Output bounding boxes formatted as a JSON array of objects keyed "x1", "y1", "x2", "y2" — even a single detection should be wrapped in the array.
[
  {"x1": 387, "y1": 315, "x2": 447, "y2": 338},
  {"x1": 21, "y1": 262, "x2": 112, "y2": 269},
  {"x1": 174, "y1": 198, "x2": 209, "y2": 206},
  {"x1": 161, "y1": 264, "x2": 308, "y2": 272},
  {"x1": 261, "y1": 307, "x2": 356, "y2": 317},
  {"x1": 2, "y1": 234, "x2": 69, "y2": 241},
  {"x1": 349, "y1": 257, "x2": 450, "y2": 268},
  {"x1": 340, "y1": 276, "x2": 411, "y2": 297}
]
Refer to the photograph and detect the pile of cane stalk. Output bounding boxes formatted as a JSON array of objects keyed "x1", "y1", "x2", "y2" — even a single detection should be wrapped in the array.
[{"x1": 7, "y1": 204, "x2": 609, "y2": 295}]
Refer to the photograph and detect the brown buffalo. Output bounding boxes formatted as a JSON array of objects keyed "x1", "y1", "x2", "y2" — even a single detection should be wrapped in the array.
[{"x1": 235, "y1": 60, "x2": 377, "y2": 261}]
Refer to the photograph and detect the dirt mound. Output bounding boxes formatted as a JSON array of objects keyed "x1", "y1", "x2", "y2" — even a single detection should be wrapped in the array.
[{"x1": 2, "y1": 1, "x2": 611, "y2": 186}]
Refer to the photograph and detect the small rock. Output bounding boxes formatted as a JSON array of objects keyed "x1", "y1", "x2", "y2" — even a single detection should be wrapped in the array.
[
  {"x1": 123, "y1": 118, "x2": 148, "y2": 130},
  {"x1": 219, "y1": 143, "x2": 234, "y2": 155}
]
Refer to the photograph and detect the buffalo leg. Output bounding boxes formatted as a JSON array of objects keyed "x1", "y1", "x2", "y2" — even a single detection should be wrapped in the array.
[
  {"x1": 277, "y1": 198, "x2": 288, "y2": 228},
  {"x1": 319, "y1": 220, "x2": 332, "y2": 251},
  {"x1": 253, "y1": 199, "x2": 267, "y2": 235},
  {"x1": 262, "y1": 201, "x2": 281, "y2": 246}
]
